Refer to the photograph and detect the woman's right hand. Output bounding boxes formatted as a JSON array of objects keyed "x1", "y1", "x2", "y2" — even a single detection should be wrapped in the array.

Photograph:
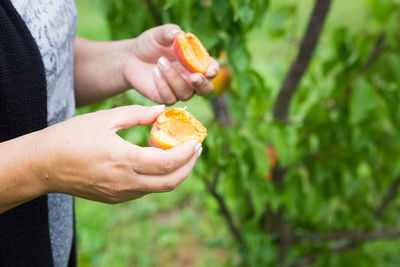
[{"x1": 35, "y1": 105, "x2": 202, "y2": 204}]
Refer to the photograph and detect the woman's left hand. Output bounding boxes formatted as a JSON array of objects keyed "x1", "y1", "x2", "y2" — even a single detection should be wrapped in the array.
[{"x1": 123, "y1": 24, "x2": 219, "y2": 105}]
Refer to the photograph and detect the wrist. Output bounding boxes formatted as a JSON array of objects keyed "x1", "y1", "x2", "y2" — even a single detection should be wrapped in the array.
[
  {"x1": 0, "y1": 130, "x2": 51, "y2": 212},
  {"x1": 119, "y1": 38, "x2": 137, "y2": 90},
  {"x1": 74, "y1": 37, "x2": 135, "y2": 106},
  {"x1": 27, "y1": 130, "x2": 53, "y2": 195}
]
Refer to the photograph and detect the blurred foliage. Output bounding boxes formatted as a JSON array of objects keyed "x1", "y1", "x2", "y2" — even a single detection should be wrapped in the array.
[{"x1": 76, "y1": 0, "x2": 400, "y2": 266}]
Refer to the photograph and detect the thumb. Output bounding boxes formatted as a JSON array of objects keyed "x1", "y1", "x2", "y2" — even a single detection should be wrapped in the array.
[
  {"x1": 107, "y1": 105, "x2": 165, "y2": 131},
  {"x1": 153, "y1": 24, "x2": 183, "y2": 46}
]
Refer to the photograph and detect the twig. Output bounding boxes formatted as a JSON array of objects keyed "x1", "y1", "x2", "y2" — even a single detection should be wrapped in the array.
[
  {"x1": 143, "y1": 0, "x2": 162, "y2": 25},
  {"x1": 295, "y1": 229, "x2": 400, "y2": 242},
  {"x1": 375, "y1": 175, "x2": 400, "y2": 219},
  {"x1": 260, "y1": 165, "x2": 291, "y2": 264},
  {"x1": 359, "y1": 33, "x2": 386, "y2": 74},
  {"x1": 290, "y1": 242, "x2": 358, "y2": 267},
  {"x1": 273, "y1": 0, "x2": 332, "y2": 123},
  {"x1": 343, "y1": 33, "x2": 386, "y2": 99},
  {"x1": 291, "y1": 228, "x2": 400, "y2": 266},
  {"x1": 201, "y1": 173, "x2": 246, "y2": 248},
  {"x1": 292, "y1": 173, "x2": 400, "y2": 266},
  {"x1": 292, "y1": 229, "x2": 400, "y2": 267},
  {"x1": 207, "y1": 72, "x2": 244, "y2": 247}
]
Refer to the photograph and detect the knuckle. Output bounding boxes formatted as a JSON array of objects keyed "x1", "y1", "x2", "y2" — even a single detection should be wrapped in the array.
[
  {"x1": 165, "y1": 95, "x2": 177, "y2": 106},
  {"x1": 129, "y1": 105, "x2": 141, "y2": 113},
  {"x1": 179, "y1": 91, "x2": 193, "y2": 101},
  {"x1": 158, "y1": 158, "x2": 175, "y2": 173},
  {"x1": 166, "y1": 99, "x2": 177, "y2": 106},
  {"x1": 108, "y1": 152, "x2": 132, "y2": 172},
  {"x1": 107, "y1": 149, "x2": 122, "y2": 164},
  {"x1": 163, "y1": 180, "x2": 179, "y2": 192},
  {"x1": 199, "y1": 84, "x2": 213, "y2": 96}
]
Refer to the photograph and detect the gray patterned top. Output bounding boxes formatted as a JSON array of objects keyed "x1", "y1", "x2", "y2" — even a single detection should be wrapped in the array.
[{"x1": 11, "y1": 0, "x2": 77, "y2": 266}]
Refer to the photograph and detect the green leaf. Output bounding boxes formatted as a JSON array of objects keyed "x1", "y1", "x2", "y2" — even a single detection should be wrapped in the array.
[
  {"x1": 238, "y1": 6, "x2": 255, "y2": 27},
  {"x1": 349, "y1": 78, "x2": 378, "y2": 125},
  {"x1": 229, "y1": 0, "x2": 240, "y2": 21},
  {"x1": 163, "y1": 0, "x2": 180, "y2": 10}
]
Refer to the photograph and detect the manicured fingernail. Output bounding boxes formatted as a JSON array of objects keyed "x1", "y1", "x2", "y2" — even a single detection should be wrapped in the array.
[
  {"x1": 152, "y1": 104, "x2": 165, "y2": 109},
  {"x1": 153, "y1": 67, "x2": 162, "y2": 78},
  {"x1": 170, "y1": 29, "x2": 182, "y2": 38},
  {"x1": 197, "y1": 147, "x2": 203, "y2": 157},
  {"x1": 192, "y1": 75, "x2": 202, "y2": 86},
  {"x1": 195, "y1": 143, "x2": 202, "y2": 153},
  {"x1": 158, "y1": 57, "x2": 170, "y2": 70},
  {"x1": 207, "y1": 69, "x2": 216, "y2": 77}
]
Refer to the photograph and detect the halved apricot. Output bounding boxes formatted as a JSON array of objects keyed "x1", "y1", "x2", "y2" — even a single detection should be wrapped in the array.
[
  {"x1": 173, "y1": 33, "x2": 210, "y2": 74},
  {"x1": 212, "y1": 66, "x2": 231, "y2": 95},
  {"x1": 151, "y1": 107, "x2": 207, "y2": 149}
]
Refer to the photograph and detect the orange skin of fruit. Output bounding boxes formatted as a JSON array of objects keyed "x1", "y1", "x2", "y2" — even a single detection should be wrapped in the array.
[
  {"x1": 219, "y1": 50, "x2": 227, "y2": 61},
  {"x1": 265, "y1": 145, "x2": 278, "y2": 181},
  {"x1": 173, "y1": 33, "x2": 210, "y2": 74},
  {"x1": 150, "y1": 108, "x2": 207, "y2": 150},
  {"x1": 212, "y1": 66, "x2": 231, "y2": 95}
]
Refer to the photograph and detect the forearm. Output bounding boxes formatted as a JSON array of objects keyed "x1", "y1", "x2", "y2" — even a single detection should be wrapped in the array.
[
  {"x1": 0, "y1": 131, "x2": 48, "y2": 213},
  {"x1": 73, "y1": 37, "x2": 134, "y2": 107}
]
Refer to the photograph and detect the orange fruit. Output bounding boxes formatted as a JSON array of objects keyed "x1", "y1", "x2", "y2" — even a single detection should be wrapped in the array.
[
  {"x1": 266, "y1": 145, "x2": 278, "y2": 169},
  {"x1": 219, "y1": 50, "x2": 227, "y2": 61},
  {"x1": 265, "y1": 145, "x2": 278, "y2": 181},
  {"x1": 174, "y1": 33, "x2": 210, "y2": 74},
  {"x1": 151, "y1": 107, "x2": 207, "y2": 149},
  {"x1": 212, "y1": 66, "x2": 231, "y2": 95}
]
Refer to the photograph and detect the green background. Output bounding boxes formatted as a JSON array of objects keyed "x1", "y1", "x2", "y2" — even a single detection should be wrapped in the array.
[{"x1": 74, "y1": 0, "x2": 400, "y2": 266}]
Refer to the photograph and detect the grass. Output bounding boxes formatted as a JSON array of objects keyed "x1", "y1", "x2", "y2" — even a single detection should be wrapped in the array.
[{"x1": 76, "y1": 177, "x2": 230, "y2": 266}]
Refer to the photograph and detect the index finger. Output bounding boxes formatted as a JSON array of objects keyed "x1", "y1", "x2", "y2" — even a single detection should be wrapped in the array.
[{"x1": 130, "y1": 140, "x2": 201, "y2": 175}]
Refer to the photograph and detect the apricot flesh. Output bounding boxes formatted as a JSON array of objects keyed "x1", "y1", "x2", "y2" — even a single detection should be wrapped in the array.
[
  {"x1": 174, "y1": 33, "x2": 210, "y2": 74},
  {"x1": 151, "y1": 108, "x2": 207, "y2": 149}
]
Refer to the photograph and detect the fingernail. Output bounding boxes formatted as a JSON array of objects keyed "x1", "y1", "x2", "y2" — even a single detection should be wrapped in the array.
[
  {"x1": 192, "y1": 75, "x2": 202, "y2": 86},
  {"x1": 207, "y1": 69, "x2": 216, "y2": 77},
  {"x1": 158, "y1": 57, "x2": 170, "y2": 70},
  {"x1": 153, "y1": 67, "x2": 162, "y2": 78},
  {"x1": 152, "y1": 104, "x2": 165, "y2": 109},
  {"x1": 170, "y1": 29, "x2": 182, "y2": 38},
  {"x1": 197, "y1": 147, "x2": 203, "y2": 157},
  {"x1": 195, "y1": 143, "x2": 202, "y2": 153}
]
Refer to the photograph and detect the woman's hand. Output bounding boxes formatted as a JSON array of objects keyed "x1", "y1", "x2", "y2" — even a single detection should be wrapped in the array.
[
  {"x1": 123, "y1": 24, "x2": 219, "y2": 105},
  {"x1": 74, "y1": 24, "x2": 219, "y2": 107},
  {"x1": 37, "y1": 105, "x2": 202, "y2": 204}
]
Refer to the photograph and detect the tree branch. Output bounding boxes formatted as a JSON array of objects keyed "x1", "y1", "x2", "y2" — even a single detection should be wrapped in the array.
[
  {"x1": 359, "y1": 33, "x2": 386, "y2": 74},
  {"x1": 375, "y1": 175, "x2": 400, "y2": 219},
  {"x1": 292, "y1": 173, "x2": 400, "y2": 266},
  {"x1": 291, "y1": 229, "x2": 400, "y2": 267},
  {"x1": 344, "y1": 33, "x2": 386, "y2": 99},
  {"x1": 290, "y1": 241, "x2": 358, "y2": 267},
  {"x1": 210, "y1": 95, "x2": 232, "y2": 126},
  {"x1": 260, "y1": 165, "x2": 291, "y2": 264},
  {"x1": 295, "y1": 229, "x2": 400, "y2": 242},
  {"x1": 273, "y1": 0, "x2": 332, "y2": 123},
  {"x1": 201, "y1": 173, "x2": 246, "y2": 248},
  {"x1": 206, "y1": 77, "x2": 245, "y2": 248}
]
